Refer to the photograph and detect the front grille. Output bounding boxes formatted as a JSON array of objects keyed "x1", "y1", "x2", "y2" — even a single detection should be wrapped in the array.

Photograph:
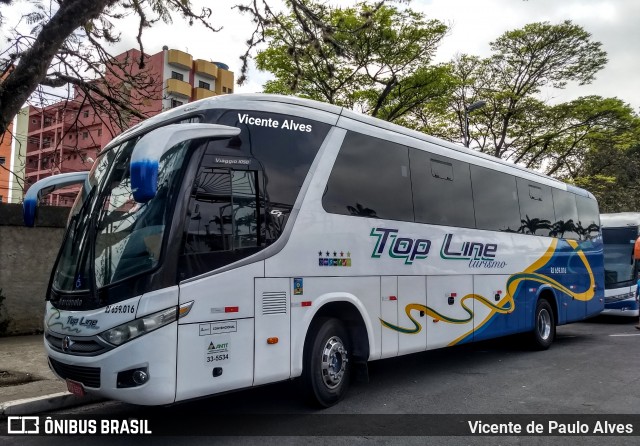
[
  {"x1": 605, "y1": 292, "x2": 635, "y2": 303},
  {"x1": 49, "y1": 357, "x2": 101, "y2": 388},
  {"x1": 45, "y1": 332, "x2": 112, "y2": 356}
]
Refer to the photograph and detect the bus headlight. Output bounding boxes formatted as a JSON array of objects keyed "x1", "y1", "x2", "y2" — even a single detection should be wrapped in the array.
[{"x1": 99, "y1": 302, "x2": 193, "y2": 346}]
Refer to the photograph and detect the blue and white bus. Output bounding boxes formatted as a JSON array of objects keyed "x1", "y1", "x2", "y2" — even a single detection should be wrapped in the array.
[
  {"x1": 24, "y1": 94, "x2": 604, "y2": 407},
  {"x1": 600, "y1": 213, "x2": 640, "y2": 316}
]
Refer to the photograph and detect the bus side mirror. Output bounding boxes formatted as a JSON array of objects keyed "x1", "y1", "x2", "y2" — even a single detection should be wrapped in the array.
[
  {"x1": 634, "y1": 237, "x2": 640, "y2": 260},
  {"x1": 130, "y1": 123, "x2": 240, "y2": 203},
  {"x1": 23, "y1": 172, "x2": 89, "y2": 227}
]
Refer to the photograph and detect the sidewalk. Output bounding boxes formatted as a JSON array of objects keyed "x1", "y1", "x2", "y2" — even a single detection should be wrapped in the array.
[{"x1": 0, "y1": 334, "x2": 100, "y2": 415}]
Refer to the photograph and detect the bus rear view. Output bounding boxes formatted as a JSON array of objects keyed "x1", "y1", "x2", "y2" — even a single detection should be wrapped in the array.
[{"x1": 601, "y1": 213, "x2": 640, "y2": 317}]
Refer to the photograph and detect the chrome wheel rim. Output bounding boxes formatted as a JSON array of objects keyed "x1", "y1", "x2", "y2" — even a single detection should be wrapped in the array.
[
  {"x1": 321, "y1": 336, "x2": 348, "y2": 389},
  {"x1": 537, "y1": 308, "x2": 551, "y2": 340}
]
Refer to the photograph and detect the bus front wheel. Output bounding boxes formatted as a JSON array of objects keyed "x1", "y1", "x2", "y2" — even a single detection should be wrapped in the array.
[
  {"x1": 530, "y1": 299, "x2": 555, "y2": 350},
  {"x1": 302, "y1": 318, "x2": 351, "y2": 407}
]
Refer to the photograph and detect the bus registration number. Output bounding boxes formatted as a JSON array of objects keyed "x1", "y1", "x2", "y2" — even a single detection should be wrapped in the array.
[
  {"x1": 204, "y1": 336, "x2": 230, "y2": 364},
  {"x1": 105, "y1": 304, "x2": 136, "y2": 314},
  {"x1": 206, "y1": 354, "x2": 229, "y2": 363}
]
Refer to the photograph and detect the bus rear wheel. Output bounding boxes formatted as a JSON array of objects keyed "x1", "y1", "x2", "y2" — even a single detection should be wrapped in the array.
[
  {"x1": 303, "y1": 318, "x2": 351, "y2": 407},
  {"x1": 530, "y1": 299, "x2": 555, "y2": 350}
]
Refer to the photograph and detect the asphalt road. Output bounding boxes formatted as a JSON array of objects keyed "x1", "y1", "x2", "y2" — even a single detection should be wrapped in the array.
[{"x1": 2, "y1": 315, "x2": 640, "y2": 445}]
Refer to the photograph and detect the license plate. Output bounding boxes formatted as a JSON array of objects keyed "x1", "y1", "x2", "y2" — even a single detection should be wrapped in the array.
[{"x1": 66, "y1": 379, "x2": 86, "y2": 397}]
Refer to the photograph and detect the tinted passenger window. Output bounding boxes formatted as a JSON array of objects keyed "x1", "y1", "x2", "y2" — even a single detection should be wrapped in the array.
[
  {"x1": 323, "y1": 132, "x2": 414, "y2": 222},
  {"x1": 180, "y1": 161, "x2": 262, "y2": 278},
  {"x1": 411, "y1": 150, "x2": 475, "y2": 228},
  {"x1": 216, "y1": 111, "x2": 330, "y2": 211},
  {"x1": 576, "y1": 195, "x2": 600, "y2": 240},
  {"x1": 516, "y1": 179, "x2": 555, "y2": 237},
  {"x1": 184, "y1": 167, "x2": 259, "y2": 254},
  {"x1": 551, "y1": 189, "x2": 579, "y2": 240},
  {"x1": 215, "y1": 110, "x2": 331, "y2": 242},
  {"x1": 470, "y1": 166, "x2": 521, "y2": 232}
]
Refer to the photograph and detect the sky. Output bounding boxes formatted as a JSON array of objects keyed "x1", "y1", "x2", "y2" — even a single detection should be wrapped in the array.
[
  {"x1": 102, "y1": 0, "x2": 640, "y2": 112},
  {"x1": 3, "y1": 0, "x2": 639, "y2": 111}
]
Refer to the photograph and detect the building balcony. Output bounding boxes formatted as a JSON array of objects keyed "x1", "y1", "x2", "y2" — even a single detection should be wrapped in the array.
[
  {"x1": 194, "y1": 59, "x2": 218, "y2": 79},
  {"x1": 167, "y1": 49, "x2": 193, "y2": 70},
  {"x1": 166, "y1": 78, "x2": 192, "y2": 99},
  {"x1": 25, "y1": 168, "x2": 55, "y2": 178},
  {"x1": 192, "y1": 87, "x2": 216, "y2": 101},
  {"x1": 214, "y1": 68, "x2": 235, "y2": 95},
  {"x1": 26, "y1": 146, "x2": 59, "y2": 156}
]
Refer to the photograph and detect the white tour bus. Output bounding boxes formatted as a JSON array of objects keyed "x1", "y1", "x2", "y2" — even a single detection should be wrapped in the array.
[
  {"x1": 600, "y1": 213, "x2": 640, "y2": 316},
  {"x1": 24, "y1": 94, "x2": 604, "y2": 407}
]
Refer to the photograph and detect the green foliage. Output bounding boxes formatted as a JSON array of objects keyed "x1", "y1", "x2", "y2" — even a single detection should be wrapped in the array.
[
  {"x1": 573, "y1": 138, "x2": 640, "y2": 212},
  {"x1": 258, "y1": 8, "x2": 640, "y2": 208},
  {"x1": 489, "y1": 20, "x2": 607, "y2": 91},
  {"x1": 418, "y1": 20, "x2": 610, "y2": 157},
  {"x1": 256, "y1": 1, "x2": 454, "y2": 122}
]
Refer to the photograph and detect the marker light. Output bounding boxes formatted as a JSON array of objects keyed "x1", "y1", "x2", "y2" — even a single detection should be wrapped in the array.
[{"x1": 99, "y1": 301, "x2": 193, "y2": 346}]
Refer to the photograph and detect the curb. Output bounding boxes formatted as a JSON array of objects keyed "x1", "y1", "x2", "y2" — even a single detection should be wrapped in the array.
[{"x1": 0, "y1": 392, "x2": 104, "y2": 416}]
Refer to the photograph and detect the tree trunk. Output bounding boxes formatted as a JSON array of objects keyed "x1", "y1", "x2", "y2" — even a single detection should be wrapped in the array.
[{"x1": 0, "y1": 0, "x2": 117, "y2": 134}]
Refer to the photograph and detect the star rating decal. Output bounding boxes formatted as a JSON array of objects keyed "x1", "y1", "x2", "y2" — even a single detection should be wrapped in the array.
[{"x1": 317, "y1": 248, "x2": 352, "y2": 267}]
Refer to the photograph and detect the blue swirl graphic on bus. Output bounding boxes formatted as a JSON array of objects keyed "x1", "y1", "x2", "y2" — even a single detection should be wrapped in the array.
[{"x1": 380, "y1": 238, "x2": 598, "y2": 343}]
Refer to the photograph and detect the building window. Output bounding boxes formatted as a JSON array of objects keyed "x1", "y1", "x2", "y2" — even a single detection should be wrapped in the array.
[
  {"x1": 228, "y1": 88, "x2": 233, "y2": 94},
  {"x1": 97, "y1": 129, "x2": 102, "y2": 136},
  {"x1": 82, "y1": 131, "x2": 89, "y2": 140},
  {"x1": 171, "y1": 99, "x2": 184, "y2": 108},
  {"x1": 198, "y1": 80, "x2": 210, "y2": 90},
  {"x1": 0, "y1": 156, "x2": 5, "y2": 165},
  {"x1": 222, "y1": 86, "x2": 227, "y2": 93},
  {"x1": 68, "y1": 134, "x2": 72, "y2": 140},
  {"x1": 0, "y1": 195, "x2": 3, "y2": 203},
  {"x1": 171, "y1": 71, "x2": 184, "y2": 81},
  {"x1": 83, "y1": 110, "x2": 89, "y2": 118}
]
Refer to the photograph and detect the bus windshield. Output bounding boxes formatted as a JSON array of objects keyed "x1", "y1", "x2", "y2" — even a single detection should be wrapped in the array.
[
  {"x1": 602, "y1": 226, "x2": 637, "y2": 288},
  {"x1": 52, "y1": 138, "x2": 189, "y2": 293}
]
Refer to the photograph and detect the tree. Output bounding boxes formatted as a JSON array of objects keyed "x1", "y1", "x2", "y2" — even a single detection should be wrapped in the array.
[
  {"x1": 250, "y1": 1, "x2": 453, "y2": 123},
  {"x1": 573, "y1": 128, "x2": 640, "y2": 212},
  {"x1": 420, "y1": 21, "x2": 608, "y2": 157},
  {"x1": 0, "y1": 0, "x2": 218, "y2": 136},
  {"x1": 513, "y1": 96, "x2": 638, "y2": 177},
  {"x1": 0, "y1": 0, "x2": 220, "y2": 196}
]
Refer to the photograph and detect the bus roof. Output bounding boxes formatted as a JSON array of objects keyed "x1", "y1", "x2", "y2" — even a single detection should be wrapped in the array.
[
  {"x1": 106, "y1": 93, "x2": 594, "y2": 199},
  {"x1": 601, "y1": 212, "x2": 640, "y2": 228}
]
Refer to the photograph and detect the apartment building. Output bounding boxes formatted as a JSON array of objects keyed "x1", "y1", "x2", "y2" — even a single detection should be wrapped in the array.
[{"x1": 23, "y1": 46, "x2": 234, "y2": 206}]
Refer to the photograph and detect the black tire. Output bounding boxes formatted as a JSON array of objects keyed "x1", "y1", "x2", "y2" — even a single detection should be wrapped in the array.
[
  {"x1": 529, "y1": 299, "x2": 555, "y2": 350},
  {"x1": 302, "y1": 318, "x2": 351, "y2": 408}
]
